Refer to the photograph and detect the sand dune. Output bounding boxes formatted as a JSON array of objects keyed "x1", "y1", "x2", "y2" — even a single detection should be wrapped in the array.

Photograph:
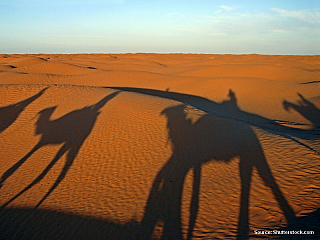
[
  {"x1": 9, "y1": 61, "x2": 99, "y2": 76},
  {"x1": 0, "y1": 54, "x2": 319, "y2": 239}
]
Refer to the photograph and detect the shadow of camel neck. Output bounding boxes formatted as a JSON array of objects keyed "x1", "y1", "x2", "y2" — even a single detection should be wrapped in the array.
[{"x1": 0, "y1": 87, "x2": 48, "y2": 133}]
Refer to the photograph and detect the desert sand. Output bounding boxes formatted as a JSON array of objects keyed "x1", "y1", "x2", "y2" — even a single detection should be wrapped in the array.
[{"x1": 0, "y1": 53, "x2": 319, "y2": 239}]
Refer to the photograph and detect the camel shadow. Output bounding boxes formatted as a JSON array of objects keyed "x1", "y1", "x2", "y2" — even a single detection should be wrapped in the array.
[
  {"x1": 283, "y1": 93, "x2": 320, "y2": 128},
  {"x1": 0, "y1": 87, "x2": 48, "y2": 134},
  {"x1": 139, "y1": 90, "x2": 296, "y2": 239},
  {"x1": 0, "y1": 91, "x2": 119, "y2": 208}
]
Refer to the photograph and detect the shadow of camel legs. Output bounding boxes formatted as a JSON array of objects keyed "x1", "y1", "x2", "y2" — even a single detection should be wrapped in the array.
[
  {"x1": 1, "y1": 143, "x2": 69, "y2": 208},
  {"x1": 238, "y1": 150, "x2": 295, "y2": 239},
  {"x1": 141, "y1": 152, "x2": 189, "y2": 240},
  {"x1": 187, "y1": 163, "x2": 201, "y2": 240},
  {"x1": 0, "y1": 142, "x2": 42, "y2": 189}
]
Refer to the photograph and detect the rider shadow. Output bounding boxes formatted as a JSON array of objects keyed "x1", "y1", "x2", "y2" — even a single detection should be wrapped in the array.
[
  {"x1": 0, "y1": 91, "x2": 119, "y2": 208},
  {"x1": 140, "y1": 90, "x2": 295, "y2": 240},
  {"x1": 283, "y1": 93, "x2": 320, "y2": 128},
  {"x1": 0, "y1": 87, "x2": 48, "y2": 134}
]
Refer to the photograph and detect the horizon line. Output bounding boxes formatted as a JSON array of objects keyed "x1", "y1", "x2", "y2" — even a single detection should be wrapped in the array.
[{"x1": 2, "y1": 52, "x2": 319, "y2": 56}]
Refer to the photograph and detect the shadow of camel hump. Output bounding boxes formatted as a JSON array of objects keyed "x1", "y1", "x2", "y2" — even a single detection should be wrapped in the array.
[
  {"x1": 0, "y1": 91, "x2": 119, "y2": 208},
  {"x1": 140, "y1": 90, "x2": 295, "y2": 240},
  {"x1": 0, "y1": 87, "x2": 48, "y2": 133}
]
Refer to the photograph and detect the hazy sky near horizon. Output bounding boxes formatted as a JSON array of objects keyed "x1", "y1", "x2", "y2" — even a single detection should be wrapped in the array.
[{"x1": 1, "y1": 0, "x2": 319, "y2": 54}]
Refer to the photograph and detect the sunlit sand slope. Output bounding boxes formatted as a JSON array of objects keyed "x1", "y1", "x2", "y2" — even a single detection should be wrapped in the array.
[{"x1": 0, "y1": 54, "x2": 319, "y2": 239}]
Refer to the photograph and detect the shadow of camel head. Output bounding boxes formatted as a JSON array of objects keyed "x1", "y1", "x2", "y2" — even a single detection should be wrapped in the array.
[
  {"x1": 38, "y1": 106, "x2": 57, "y2": 114},
  {"x1": 36, "y1": 106, "x2": 58, "y2": 135}
]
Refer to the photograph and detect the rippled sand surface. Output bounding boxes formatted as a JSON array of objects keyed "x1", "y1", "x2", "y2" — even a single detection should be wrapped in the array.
[{"x1": 0, "y1": 54, "x2": 319, "y2": 239}]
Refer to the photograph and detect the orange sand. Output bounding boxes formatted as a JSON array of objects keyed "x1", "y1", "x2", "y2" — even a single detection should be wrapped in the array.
[{"x1": 0, "y1": 54, "x2": 319, "y2": 239}]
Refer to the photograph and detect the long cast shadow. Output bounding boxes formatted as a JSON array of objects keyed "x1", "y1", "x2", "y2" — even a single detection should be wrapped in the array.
[
  {"x1": 0, "y1": 207, "x2": 318, "y2": 240},
  {"x1": 0, "y1": 87, "x2": 48, "y2": 133},
  {"x1": 111, "y1": 87, "x2": 320, "y2": 141},
  {"x1": 0, "y1": 207, "x2": 141, "y2": 240},
  {"x1": 109, "y1": 87, "x2": 312, "y2": 239},
  {"x1": 0, "y1": 91, "x2": 119, "y2": 208},
  {"x1": 138, "y1": 90, "x2": 296, "y2": 240}
]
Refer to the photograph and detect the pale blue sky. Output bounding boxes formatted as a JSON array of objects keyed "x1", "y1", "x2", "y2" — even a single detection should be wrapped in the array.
[{"x1": 1, "y1": 0, "x2": 319, "y2": 54}]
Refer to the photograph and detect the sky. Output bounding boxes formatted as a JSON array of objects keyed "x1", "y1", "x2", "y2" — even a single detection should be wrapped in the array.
[{"x1": 0, "y1": 0, "x2": 319, "y2": 54}]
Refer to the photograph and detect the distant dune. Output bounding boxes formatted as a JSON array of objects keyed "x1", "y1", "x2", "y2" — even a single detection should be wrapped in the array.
[{"x1": 0, "y1": 54, "x2": 319, "y2": 239}]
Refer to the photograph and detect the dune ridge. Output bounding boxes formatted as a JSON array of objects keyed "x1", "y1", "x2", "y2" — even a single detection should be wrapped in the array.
[{"x1": 0, "y1": 54, "x2": 319, "y2": 239}]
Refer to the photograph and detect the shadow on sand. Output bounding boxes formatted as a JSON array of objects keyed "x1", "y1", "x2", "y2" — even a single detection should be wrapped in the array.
[
  {"x1": 138, "y1": 90, "x2": 296, "y2": 239},
  {"x1": 0, "y1": 91, "x2": 119, "y2": 208},
  {"x1": 0, "y1": 207, "x2": 318, "y2": 240},
  {"x1": 283, "y1": 93, "x2": 320, "y2": 128},
  {"x1": 278, "y1": 208, "x2": 320, "y2": 240},
  {"x1": 0, "y1": 87, "x2": 48, "y2": 134},
  {"x1": 0, "y1": 207, "x2": 140, "y2": 240},
  {"x1": 1, "y1": 87, "x2": 319, "y2": 239},
  {"x1": 111, "y1": 87, "x2": 319, "y2": 142},
  {"x1": 111, "y1": 87, "x2": 319, "y2": 239}
]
